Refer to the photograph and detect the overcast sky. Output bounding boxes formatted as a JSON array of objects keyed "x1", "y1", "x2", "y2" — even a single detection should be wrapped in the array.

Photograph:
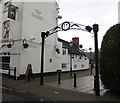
[{"x1": 58, "y1": 0, "x2": 119, "y2": 51}]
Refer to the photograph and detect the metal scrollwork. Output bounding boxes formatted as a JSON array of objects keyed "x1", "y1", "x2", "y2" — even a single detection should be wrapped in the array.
[{"x1": 44, "y1": 21, "x2": 93, "y2": 39}]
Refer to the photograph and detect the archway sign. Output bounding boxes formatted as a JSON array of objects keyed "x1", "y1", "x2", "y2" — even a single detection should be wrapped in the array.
[{"x1": 40, "y1": 21, "x2": 100, "y2": 96}]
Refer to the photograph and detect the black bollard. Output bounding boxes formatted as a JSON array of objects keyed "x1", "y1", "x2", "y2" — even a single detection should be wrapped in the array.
[
  {"x1": 14, "y1": 67, "x2": 16, "y2": 80},
  {"x1": 58, "y1": 70, "x2": 61, "y2": 84},
  {"x1": 94, "y1": 75, "x2": 96, "y2": 91},
  {"x1": 8, "y1": 68, "x2": 10, "y2": 78},
  {"x1": 74, "y1": 73, "x2": 77, "y2": 87}
]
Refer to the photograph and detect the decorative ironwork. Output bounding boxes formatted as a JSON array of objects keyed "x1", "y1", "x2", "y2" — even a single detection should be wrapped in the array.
[
  {"x1": 40, "y1": 21, "x2": 100, "y2": 96},
  {"x1": 44, "y1": 21, "x2": 93, "y2": 39}
]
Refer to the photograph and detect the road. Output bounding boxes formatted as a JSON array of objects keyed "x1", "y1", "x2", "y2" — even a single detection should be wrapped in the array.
[
  {"x1": 1, "y1": 85, "x2": 52, "y2": 102},
  {"x1": 1, "y1": 69, "x2": 94, "y2": 102}
]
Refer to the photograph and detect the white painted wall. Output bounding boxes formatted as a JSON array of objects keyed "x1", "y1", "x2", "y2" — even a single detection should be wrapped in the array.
[
  {"x1": 59, "y1": 47, "x2": 89, "y2": 72},
  {"x1": 118, "y1": 1, "x2": 120, "y2": 22},
  {"x1": 0, "y1": 1, "x2": 60, "y2": 77},
  {"x1": 19, "y1": 2, "x2": 59, "y2": 75},
  {"x1": 0, "y1": 2, "x2": 2, "y2": 42}
]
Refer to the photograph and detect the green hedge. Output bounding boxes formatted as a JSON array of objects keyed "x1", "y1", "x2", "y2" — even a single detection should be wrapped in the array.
[{"x1": 100, "y1": 24, "x2": 120, "y2": 95}]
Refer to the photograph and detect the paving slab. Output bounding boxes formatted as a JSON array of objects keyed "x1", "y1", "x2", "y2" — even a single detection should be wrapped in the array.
[{"x1": 46, "y1": 75, "x2": 106, "y2": 95}]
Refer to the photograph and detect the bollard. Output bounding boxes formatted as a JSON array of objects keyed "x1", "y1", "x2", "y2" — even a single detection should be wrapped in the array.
[
  {"x1": 8, "y1": 68, "x2": 10, "y2": 78},
  {"x1": 58, "y1": 70, "x2": 61, "y2": 84},
  {"x1": 74, "y1": 73, "x2": 77, "y2": 87},
  {"x1": 14, "y1": 67, "x2": 16, "y2": 80},
  {"x1": 94, "y1": 75, "x2": 96, "y2": 91}
]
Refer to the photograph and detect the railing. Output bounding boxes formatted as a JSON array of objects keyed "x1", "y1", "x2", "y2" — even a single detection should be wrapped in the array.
[{"x1": 0, "y1": 66, "x2": 16, "y2": 80}]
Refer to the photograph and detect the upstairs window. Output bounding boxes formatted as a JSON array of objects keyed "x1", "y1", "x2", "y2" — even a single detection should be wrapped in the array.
[{"x1": 62, "y1": 49, "x2": 66, "y2": 55}]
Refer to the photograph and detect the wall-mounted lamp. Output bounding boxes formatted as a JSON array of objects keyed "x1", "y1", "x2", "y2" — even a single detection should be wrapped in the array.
[
  {"x1": 54, "y1": 45, "x2": 60, "y2": 54},
  {"x1": 7, "y1": 40, "x2": 14, "y2": 48},
  {"x1": 23, "y1": 39, "x2": 29, "y2": 49},
  {"x1": 79, "y1": 55, "x2": 83, "y2": 59},
  {"x1": 85, "y1": 57, "x2": 88, "y2": 60},
  {"x1": 57, "y1": 15, "x2": 62, "y2": 19},
  {"x1": 79, "y1": 44, "x2": 83, "y2": 49},
  {"x1": 85, "y1": 26, "x2": 93, "y2": 32}
]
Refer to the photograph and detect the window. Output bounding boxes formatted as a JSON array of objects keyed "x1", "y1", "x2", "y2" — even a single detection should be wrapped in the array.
[
  {"x1": 74, "y1": 65, "x2": 77, "y2": 68},
  {"x1": 75, "y1": 55, "x2": 77, "y2": 58},
  {"x1": 49, "y1": 59, "x2": 52, "y2": 63},
  {"x1": 62, "y1": 49, "x2": 66, "y2": 55},
  {"x1": 0, "y1": 56, "x2": 10, "y2": 69},
  {"x1": 81, "y1": 64, "x2": 84, "y2": 68},
  {"x1": 61, "y1": 63, "x2": 67, "y2": 69}
]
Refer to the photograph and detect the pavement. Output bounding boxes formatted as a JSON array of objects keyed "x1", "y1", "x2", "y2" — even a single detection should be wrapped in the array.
[{"x1": 1, "y1": 69, "x2": 120, "y2": 102}]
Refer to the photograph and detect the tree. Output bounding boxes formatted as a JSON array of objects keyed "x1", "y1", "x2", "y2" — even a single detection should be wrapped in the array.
[{"x1": 100, "y1": 24, "x2": 120, "y2": 95}]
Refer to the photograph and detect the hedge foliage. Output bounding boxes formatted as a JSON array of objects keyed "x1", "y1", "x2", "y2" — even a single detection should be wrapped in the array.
[{"x1": 100, "y1": 24, "x2": 120, "y2": 95}]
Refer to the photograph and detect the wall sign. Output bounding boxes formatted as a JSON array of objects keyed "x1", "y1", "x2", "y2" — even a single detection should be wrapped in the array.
[{"x1": 32, "y1": 9, "x2": 44, "y2": 21}]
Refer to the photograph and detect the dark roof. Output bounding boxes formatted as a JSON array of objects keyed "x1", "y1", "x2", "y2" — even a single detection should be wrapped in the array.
[
  {"x1": 58, "y1": 38, "x2": 86, "y2": 56},
  {"x1": 84, "y1": 52, "x2": 95, "y2": 60}
]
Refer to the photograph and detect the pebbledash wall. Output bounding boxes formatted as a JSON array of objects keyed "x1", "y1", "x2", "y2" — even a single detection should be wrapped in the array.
[{"x1": 0, "y1": 0, "x2": 89, "y2": 79}]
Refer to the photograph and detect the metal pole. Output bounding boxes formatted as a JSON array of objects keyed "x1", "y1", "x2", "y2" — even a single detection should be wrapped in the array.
[
  {"x1": 14, "y1": 67, "x2": 16, "y2": 80},
  {"x1": 93, "y1": 24, "x2": 100, "y2": 96},
  {"x1": 70, "y1": 54, "x2": 72, "y2": 77},
  {"x1": 40, "y1": 32, "x2": 45, "y2": 85},
  {"x1": 58, "y1": 71, "x2": 60, "y2": 84},
  {"x1": 90, "y1": 51, "x2": 92, "y2": 75},
  {"x1": 74, "y1": 73, "x2": 77, "y2": 87},
  {"x1": 8, "y1": 68, "x2": 10, "y2": 78}
]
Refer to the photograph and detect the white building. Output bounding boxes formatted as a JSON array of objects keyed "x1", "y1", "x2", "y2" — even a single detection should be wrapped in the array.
[
  {"x1": 0, "y1": 0, "x2": 89, "y2": 79},
  {"x1": 118, "y1": 1, "x2": 120, "y2": 22},
  {"x1": 58, "y1": 37, "x2": 89, "y2": 72}
]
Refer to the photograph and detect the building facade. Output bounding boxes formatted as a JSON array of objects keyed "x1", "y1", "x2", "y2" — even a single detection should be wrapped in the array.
[
  {"x1": 58, "y1": 37, "x2": 89, "y2": 72},
  {"x1": 118, "y1": 1, "x2": 120, "y2": 22},
  {"x1": 0, "y1": 0, "x2": 89, "y2": 79}
]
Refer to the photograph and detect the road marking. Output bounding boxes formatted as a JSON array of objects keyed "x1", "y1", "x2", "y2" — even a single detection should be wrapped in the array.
[
  {"x1": 0, "y1": 85, "x2": 12, "y2": 91},
  {"x1": 54, "y1": 91, "x2": 59, "y2": 94}
]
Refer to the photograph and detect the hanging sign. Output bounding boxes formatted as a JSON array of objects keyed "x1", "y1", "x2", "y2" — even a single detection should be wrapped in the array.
[{"x1": 8, "y1": 5, "x2": 16, "y2": 20}]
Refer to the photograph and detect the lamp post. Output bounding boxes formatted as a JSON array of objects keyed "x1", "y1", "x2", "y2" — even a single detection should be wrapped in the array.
[
  {"x1": 40, "y1": 32, "x2": 45, "y2": 85},
  {"x1": 93, "y1": 24, "x2": 100, "y2": 96},
  {"x1": 69, "y1": 41, "x2": 73, "y2": 77}
]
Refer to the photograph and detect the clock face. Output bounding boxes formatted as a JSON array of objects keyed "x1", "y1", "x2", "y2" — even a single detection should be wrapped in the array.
[{"x1": 61, "y1": 21, "x2": 70, "y2": 31}]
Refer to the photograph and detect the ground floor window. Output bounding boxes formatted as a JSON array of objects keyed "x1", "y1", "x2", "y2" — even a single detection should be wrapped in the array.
[
  {"x1": 74, "y1": 64, "x2": 77, "y2": 68},
  {"x1": 0, "y1": 56, "x2": 10, "y2": 69},
  {"x1": 61, "y1": 63, "x2": 67, "y2": 69},
  {"x1": 81, "y1": 64, "x2": 84, "y2": 68}
]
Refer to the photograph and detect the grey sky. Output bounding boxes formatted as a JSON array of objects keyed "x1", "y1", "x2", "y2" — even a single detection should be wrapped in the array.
[{"x1": 58, "y1": 0, "x2": 119, "y2": 51}]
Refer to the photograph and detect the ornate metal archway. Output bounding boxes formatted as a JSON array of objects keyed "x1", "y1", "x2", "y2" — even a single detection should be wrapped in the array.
[{"x1": 40, "y1": 21, "x2": 100, "y2": 96}]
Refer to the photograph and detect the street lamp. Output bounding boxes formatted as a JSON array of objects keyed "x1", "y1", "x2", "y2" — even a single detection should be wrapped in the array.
[
  {"x1": 86, "y1": 24, "x2": 100, "y2": 96},
  {"x1": 92, "y1": 24, "x2": 100, "y2": 96},
  {"x1": 69, "y1": 41, "x2": 73, "y2": 77}
]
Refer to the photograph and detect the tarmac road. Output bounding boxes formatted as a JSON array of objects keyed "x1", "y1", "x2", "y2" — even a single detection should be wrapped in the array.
[
  {"x1": 1, "y1": 85, "x2": 52, "y2": 102},
  {"x1": 1, "y1": 69, "x2": 120, "y2": 102}
]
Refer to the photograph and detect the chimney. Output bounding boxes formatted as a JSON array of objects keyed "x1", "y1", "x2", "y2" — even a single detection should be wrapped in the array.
[{"x1": 72, "y1": 37, "x2": 79, "y2": 47}]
